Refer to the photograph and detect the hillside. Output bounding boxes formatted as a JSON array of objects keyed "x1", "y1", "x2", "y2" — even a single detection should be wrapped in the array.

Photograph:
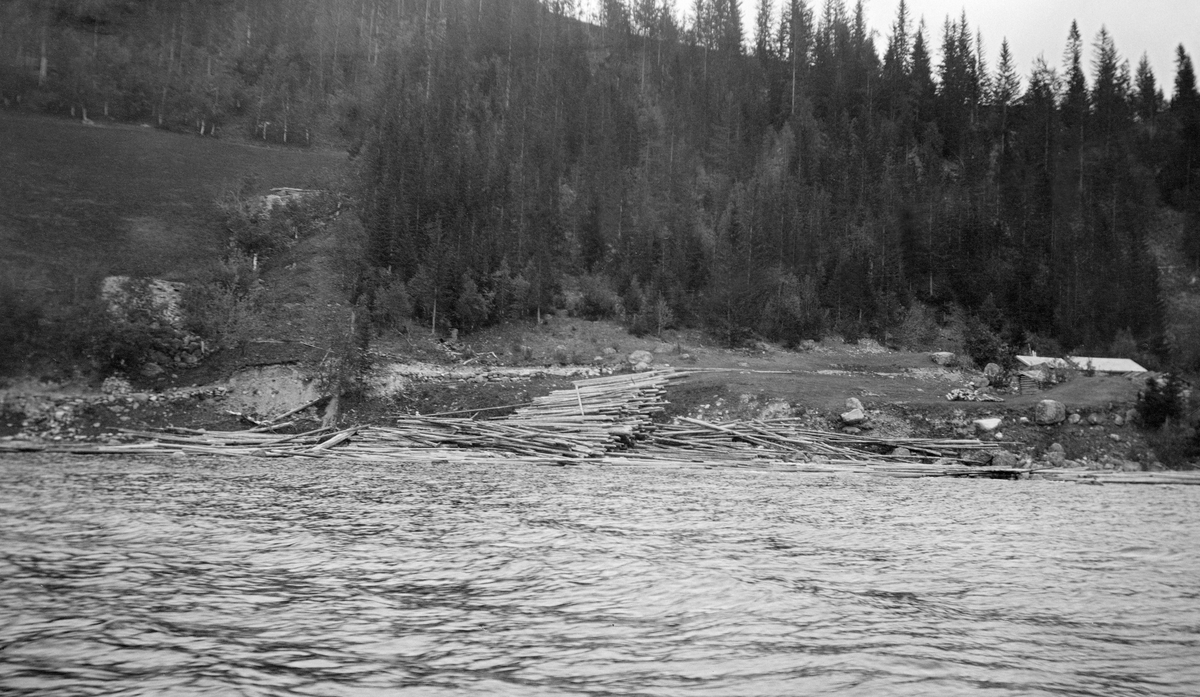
[
  {"x1": 4, "y1": 1, "x2": 1199, "y2": 367},
  {"x1": 0, "y1": 111, "x2": 347, "y2": 295},
  {"x1": 0, "y1": 111, "x2": 1193, "y2": 467}
]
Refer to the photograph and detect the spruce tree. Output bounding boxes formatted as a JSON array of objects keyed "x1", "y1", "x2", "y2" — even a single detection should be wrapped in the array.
[
  {"x1": 1091, "y1": 27, "x2": 1126, "y2": 145},
  {"x1": 881, "y1": 0, "x2": 910, "y2": 121},
  {"x1": 754, "y1": 0, "x2": 774, "y2": 60},
  {"x1": 1173, "y1": 44, "x2": 1199, "y2": 113},
  {"x1": 909, "y1": 18, "x2": 936, "y2": 131},
  {"x1": 1134, "y1": 53, "x2": 1161, "y2": 123},
  {"x1": 1061, "y1": 21, "x2": 1088, "y2": 136}
]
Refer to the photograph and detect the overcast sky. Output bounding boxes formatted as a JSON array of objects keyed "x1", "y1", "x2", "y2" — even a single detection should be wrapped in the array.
[
  {"x1": 862, "y1": 0, "x2": 1197, "y2": 89},
  {"x1": 579, "y1": 1, "x2": 1198, "y2": 91}
]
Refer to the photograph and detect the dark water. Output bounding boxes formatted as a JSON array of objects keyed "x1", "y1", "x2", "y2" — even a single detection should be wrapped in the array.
[{"x1": 1, "y1": 455, "x2": 1198, "y2": 696}]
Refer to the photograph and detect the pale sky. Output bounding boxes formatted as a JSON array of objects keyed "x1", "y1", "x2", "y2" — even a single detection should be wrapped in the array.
[
  {"x1": 578, "y1": 1, "x2": 1198, "y2": 92},
  {"x1": 862, "y1": 0, "x2": 1198, "y2": 90}
]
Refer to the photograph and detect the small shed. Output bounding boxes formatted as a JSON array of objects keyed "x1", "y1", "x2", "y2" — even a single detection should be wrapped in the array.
[{"x1": 1016, "y1": 355, "x2": 1147, "y2": 376}]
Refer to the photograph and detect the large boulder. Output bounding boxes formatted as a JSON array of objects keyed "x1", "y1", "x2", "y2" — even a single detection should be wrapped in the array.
[
  {"x1": 101, "y1": 276, "x2": 186, "y2": 329},
  {"x1": 930, "y1": 351, "x2": 957, "y2": 366},
  {"x1": 992, "y1": 450, "x2": 1022, "y2": 468},
  {"x1": 1034, "y1": 399, "x2": 1067, "y2": 425},
  {"x1": 627, "y1": 349, "x2": 654, "y2": 365}
]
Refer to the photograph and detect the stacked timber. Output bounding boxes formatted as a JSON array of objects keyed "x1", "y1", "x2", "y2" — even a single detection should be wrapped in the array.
[
  {"x1": 17, "y1": 367, "x2": 1192, "y2": 482},
  {"x1": 645, "y1": 416, "x2": 997, "y2": 463}
]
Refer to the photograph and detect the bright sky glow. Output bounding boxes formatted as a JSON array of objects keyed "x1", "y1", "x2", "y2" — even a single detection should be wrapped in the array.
[
  {"x1": 862, "y1": 0, "x2": 1197, "y2": 90},
  {"x1": 577, "y1": 0, "x2": 1198, "y2": 92}
]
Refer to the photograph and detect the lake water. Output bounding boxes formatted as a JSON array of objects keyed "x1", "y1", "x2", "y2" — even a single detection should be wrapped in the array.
[{"x1": 2, "y1": 455, "x2": 1198, "y2": 696}]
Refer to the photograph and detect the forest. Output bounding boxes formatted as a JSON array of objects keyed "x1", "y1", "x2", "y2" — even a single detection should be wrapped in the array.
[{"x1": 3, "y1": 0, "x2": 1199, "y2": 369}]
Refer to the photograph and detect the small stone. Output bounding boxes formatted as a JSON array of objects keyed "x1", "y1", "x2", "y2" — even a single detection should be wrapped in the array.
[
  {"x1": 1109, "y1": 433, "x2": 1121, "y2": 442},
  {"x1": 842, "y1": 427, "x2": 861, "y2": 435},
  {"x1": 1048, "y1": 442, "x2": 1065, "y2": 453},
  {"x1": 845, "y1": 397, "x2": 864, "y2": 411},
  {"x1": 892, "y1": 447, "x2": 911, "y2": 458},
  {"x1": 974, "y1": 417, "x2": 1002, "y2": 433},
  {"x1": 603, "y1": 347, "x2": 617, "y2": 356},
  {"x1": 1068, "y1": 413, "x2": 1082, "y2": 424},
  {"x1": 1113, "y1": 414, "x2": 1124, "y2": 426},
  {"x1": 840, "y1": 408, "x2": 867, "y2": 425},
  {"x1": 141, "y1": 362, "x2": 164, "y2": 377},
  {"x1": 1087, "y1": 413, "x2": 1102, "y2": 426},
  {"x1": 1019, "y1": 416, "x2": 1030, "y2": 424}
]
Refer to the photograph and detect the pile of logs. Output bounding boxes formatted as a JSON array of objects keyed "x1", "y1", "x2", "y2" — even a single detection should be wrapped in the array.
[{"x1": 12, "y1": 367, "x2": 1190, "y2": 482}]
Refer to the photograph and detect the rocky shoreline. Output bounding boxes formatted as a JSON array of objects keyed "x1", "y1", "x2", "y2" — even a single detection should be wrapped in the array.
[{"x1": 0, "y1": 357, "x2": 1166, "y2": 473}]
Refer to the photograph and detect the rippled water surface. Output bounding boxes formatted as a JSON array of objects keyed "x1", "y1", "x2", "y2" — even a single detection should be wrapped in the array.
[{"x1": 2, "y1": 455, "x2": 1198, "y2": 696}]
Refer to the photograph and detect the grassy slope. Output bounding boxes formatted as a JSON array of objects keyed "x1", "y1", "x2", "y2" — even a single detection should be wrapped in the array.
[{"x1": 0, "y1": 111, "x2": 347, "y2": 297}]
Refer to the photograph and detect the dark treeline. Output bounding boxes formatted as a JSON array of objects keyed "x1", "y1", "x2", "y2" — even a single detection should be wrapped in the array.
[{"x1": 4, "y1": 0, "x2": 1200, "y2": 364}]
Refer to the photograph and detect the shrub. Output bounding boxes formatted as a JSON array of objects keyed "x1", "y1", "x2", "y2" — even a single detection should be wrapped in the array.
[
  {"x1": 372, "y1": 278, "x2": 412, "y2": 332},
  {"x1": 215, "y1": 177, "x2": 344, "y2": 262},
  {"x1": 575, "y1": 273, "x2": 623, "y2": 320},
  {"x1": 1146, "y1": 422, "x2": 1200, "y2": 469},
  {"x1": 1137, "y1": 374, "x2": 1186, "y2": 430},
  {"x1": 407, "y1": 265, "x2": 438, "y2": 325},
  {"x1": 78, "y1": 277, "x2": 180, "y2": 373},
  {"x1": 893, "y1": 302, "x2": 941, "y2": 351},
  {"x1": 83, "y1": 313, "x2": 177, "y2": 373},
  {"x1": 963, "y1": 316, "x2": 1014, "y2": 370},
  {"x1": 180, "y1": 254, "x2": 262, "y2": 350},
  {"x1": 490, "y1": 259, "x2": 532, "y2": 321},
  {"x1": 454, "y1": 273, "x2": 491, "y2": 332},
  {"x1": 758, "y1": 272, "x2": 826, "y2": 347},
  {"x1": 626, "y1": 284, "x2": 676, "y2": 337}
]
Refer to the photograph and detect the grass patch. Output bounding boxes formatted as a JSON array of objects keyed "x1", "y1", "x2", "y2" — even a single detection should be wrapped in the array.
[
  {"x1": 0, "y1": 112, "x2": 349, "y2": 376},
  {"x1": 0, "y1": 112, "x2": 346, "y2": 298}
]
